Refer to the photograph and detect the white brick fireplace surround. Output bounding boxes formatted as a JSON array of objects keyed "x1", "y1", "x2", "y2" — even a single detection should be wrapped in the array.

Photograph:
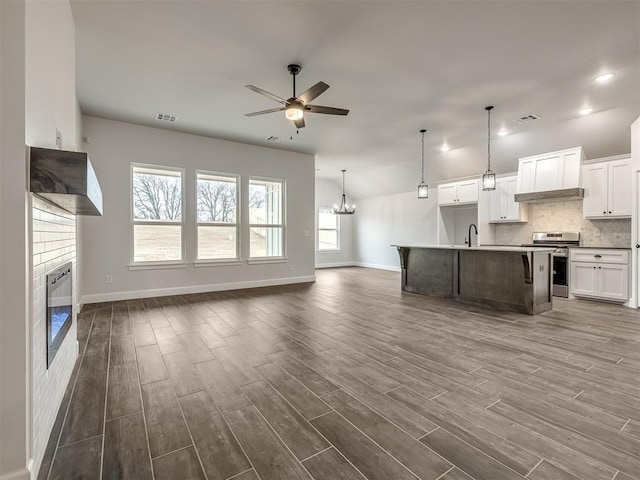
[{"x1": 30, "y1": 196, "x2": 78, "y2": 477}]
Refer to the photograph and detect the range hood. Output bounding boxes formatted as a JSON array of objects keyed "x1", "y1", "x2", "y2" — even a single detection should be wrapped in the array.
[
  {"x1": 514, "y1": 188, "x2": 584, "y2": 203},
  {"x1": 30, "y1": 147, "x2": 103, "y2": 216},
  {"x1": 514, "y1": 147, "x2": 585, "y2": 204}
]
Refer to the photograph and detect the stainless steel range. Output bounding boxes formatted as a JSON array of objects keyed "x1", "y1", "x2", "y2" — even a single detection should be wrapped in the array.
[{"x1": 522, "y1": 232, "x2": 580, "y2": 298}]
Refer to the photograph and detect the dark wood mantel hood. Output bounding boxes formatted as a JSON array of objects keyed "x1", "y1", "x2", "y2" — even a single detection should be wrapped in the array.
[{"x1": 29, "y1": 147, "x2": 103, "y2": 216}]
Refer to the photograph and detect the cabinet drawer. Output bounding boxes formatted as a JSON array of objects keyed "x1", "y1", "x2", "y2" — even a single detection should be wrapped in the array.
[{"x1": 570, "y1": 249, "x2": 629, "y2": 264}]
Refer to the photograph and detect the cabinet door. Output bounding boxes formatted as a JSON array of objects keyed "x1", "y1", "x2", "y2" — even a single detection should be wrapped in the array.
[
  {"x1": 558, "y1": 149, "x2": 582, "y2": 189},
  {"x1": 533, "y1": 154, "x2": 560, "y2": 191},
  {"x1": 488, "y1": 179, "x2": 504, "y2": 222},
  {"x1": 517, "y1": 159, "x2": 535, "y2": 193},
  {"x1": 608, "y1": 160, "x2": 632, "y2": 217},
  {"x1": 437, "y1": 183, "x2": 458, "y2": 206},
  {"x1": 583, "y1": 163, "x2": 608, "y2": 218},
  {"x1": 570, "y1": 262, "x2": 598, "y2": 296},
  {"x1": 456, "y1": 179, "x2": 479, "y2": 204},
  {"x1": 503, "y1": 176, "x2": 522, "y2": 221},
  {"x1": 597, "y1": 264, "x2": 629, "y2": 300}
]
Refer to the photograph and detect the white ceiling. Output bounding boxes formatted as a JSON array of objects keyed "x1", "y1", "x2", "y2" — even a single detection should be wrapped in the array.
[{"x1": 71, "y1": 1, "x2": 640, "y2": 199}]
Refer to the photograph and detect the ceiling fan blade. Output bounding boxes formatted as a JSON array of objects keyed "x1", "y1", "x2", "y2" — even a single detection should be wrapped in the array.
[
  {"x1": 245, "y1": 107, "x2": 285, "y2": 117},
  {"x1": 245, "y1": 85, "x2": 288, "y2": 105},
  {"x1": 297, "y1": 81, "x2": 329, "y2": 104},
  {"x1": 305, "y1": 104, "x2": 349, "y2": 116},
  {"x1": 294, "y1": 117, "x2": 305, "y2": 129}
]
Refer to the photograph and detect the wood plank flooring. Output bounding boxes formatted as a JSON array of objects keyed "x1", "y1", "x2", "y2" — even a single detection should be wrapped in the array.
[{"x1": 39, "y1": 267, "x2": 640, "y2": 480}]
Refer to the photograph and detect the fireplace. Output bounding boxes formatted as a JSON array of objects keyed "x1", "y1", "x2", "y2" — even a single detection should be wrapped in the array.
[{"x1": 46, "y1": 262, "x2": 73, "y2": 368}]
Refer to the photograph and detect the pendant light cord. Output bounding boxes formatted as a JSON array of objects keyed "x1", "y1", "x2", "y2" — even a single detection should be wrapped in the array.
[
  {"x1": 421, "y1": 130, "x2": 425, "y2": 182},
  {"x1": 487, "y1": 107, "x2": 492, "y2": 172}
]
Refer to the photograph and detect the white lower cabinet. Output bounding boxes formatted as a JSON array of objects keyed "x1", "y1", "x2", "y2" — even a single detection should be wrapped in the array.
[{"x1": 570, "y1": 249, "x2": 630, "y2": 302}]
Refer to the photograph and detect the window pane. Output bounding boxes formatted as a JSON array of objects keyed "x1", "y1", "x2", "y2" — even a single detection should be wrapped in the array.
[
  {"x1": 318, "y1": 208, "x2": 337, "y2": 229},
  {"x1": 133, "y1": 167, "x2": 182, "y2": 221},
  {"x1": 249, "y1": 179, "x2": 282, "y2": 225},
  {"x1": 133, "y1": 224, "x2": 182, "y2": 262},
  {"x1": 198, "y1": 226, "x2": 237, "y2": 260},
  {"x1": 250, "y1": 227, "x2": 283, "y2": 257},
  {"x1": 197, "y1": 174, "x2": 237, "y2": 223},
  {"x1": 318, "y1": 230, "x2": 338, "y2": 251}
]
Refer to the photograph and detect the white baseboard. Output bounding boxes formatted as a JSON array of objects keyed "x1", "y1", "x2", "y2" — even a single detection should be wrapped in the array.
[
  {"x1": 354, "y1": 262, "x2": 401, "y2": 272},
  {"x1": 80, "y1": 275, "x2": 316, "y2": 305},
  {"x1": 315, "y1": 262, "x2": 357, "y2": 269},
  {"x1": 0, "y1": 467, "x2": 30, "y2": 480}
]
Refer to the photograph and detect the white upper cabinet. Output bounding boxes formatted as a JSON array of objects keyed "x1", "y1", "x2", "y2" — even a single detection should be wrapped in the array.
[
  {"x1": 516, "y1": 147, "x2": 584, "y2": 194},
  {"x1": 437, "y1": 179, "x2": 479, "y2": 206},
  {"x1": 488, "y1": 176, "x2": 528, "y2": 223},
  {"x1": 583, "y1": 158, "x2": 631, "y2": 219}
]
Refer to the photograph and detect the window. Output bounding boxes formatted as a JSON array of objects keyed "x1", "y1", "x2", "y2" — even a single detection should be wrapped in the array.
[
  {"x1": 249, "y1": 177, "x2": 285, "y2": 258},
  {"x1": 318, "y1": 208, "x2": 339, "y2": 251},
  {"x1": 131, "y1": 164, "x2": 184, "y2": 264},
  {"x1": 196, "y1": 171, "x2": 239, "y2": 261}
]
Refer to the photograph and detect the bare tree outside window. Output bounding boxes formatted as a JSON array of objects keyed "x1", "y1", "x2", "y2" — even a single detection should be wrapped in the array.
[
  {"x1": 133, "y1": 172, "x2": 182, "y2": 221},
  {"x1": 197, "y1": 178, "x2": 236, "y2": 222}
]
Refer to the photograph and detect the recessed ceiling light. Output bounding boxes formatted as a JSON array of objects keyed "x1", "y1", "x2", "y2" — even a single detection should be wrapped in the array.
[
  {"x1": 498, "y1": 129, "x2": 509, "y2": 136},
  {"x1": 441, "y1": 144, "x2": 450, "y2": 152},
  {"x1": 579, "y1": 107, "x2": 593, "y2": 116},
  {"x1": 594, "y1": 72, "x2": 615, "y2": 83}
]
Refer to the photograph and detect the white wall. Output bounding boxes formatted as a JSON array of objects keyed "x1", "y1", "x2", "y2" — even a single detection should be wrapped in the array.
[
  {"x1": 354, "y1": 190, "x2": 439, "y2": 270},
  {"x1": 80, "y1": 116, "x2": 315, "y2": 303},
  {"x1": 315, "y1": 178, "x2": 354, "y2": 267},
  {"x1": 24, "y1": 1, "x2": 80, "y2": 478},
  {"x1": 0, "y1": 1, "x2": 29, "y2": 479}
]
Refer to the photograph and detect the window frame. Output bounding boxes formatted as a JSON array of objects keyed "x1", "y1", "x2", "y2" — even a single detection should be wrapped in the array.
[
  {"x1": 129, "y1": 163, "x2": 186, "y2": 269},
  {"x1": 317, "y1": 207, "x2": 341, "y2": 253},
  {"x1": 247, "y1": 176, "x2": 287, "y2": 262},
  {"x1": 194, "y1": 170, "x2": 241, "y2": 265}
]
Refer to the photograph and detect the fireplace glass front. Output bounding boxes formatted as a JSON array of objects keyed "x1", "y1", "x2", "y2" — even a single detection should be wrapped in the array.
[{"x1": 47, "y1": 262, "x2": 73, "y2": 368}]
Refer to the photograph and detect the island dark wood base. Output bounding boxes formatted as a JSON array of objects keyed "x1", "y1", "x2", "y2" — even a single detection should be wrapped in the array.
[{"x1": 397, "y1": 246, "x2": 553, "y2": 315}]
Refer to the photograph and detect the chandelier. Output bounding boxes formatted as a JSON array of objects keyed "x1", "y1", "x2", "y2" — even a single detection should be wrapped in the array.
[{"x1": 334, "y1": 170, "x2": 356, "y2": 215}]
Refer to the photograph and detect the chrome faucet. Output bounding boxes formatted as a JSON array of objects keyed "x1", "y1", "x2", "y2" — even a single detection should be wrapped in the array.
[{"x1": 468, "y1": 224, "x2": 478, "y2": 247}]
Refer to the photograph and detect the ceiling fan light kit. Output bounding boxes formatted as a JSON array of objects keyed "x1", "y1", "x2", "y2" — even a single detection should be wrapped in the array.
[
  {"x1": 418, "y1": 129, "x2": 428, "y2": 199},
  {"x1": 245, "y1": 64, "x2": 349, "y2": 129},
  {"x1": 482, "y1": 105, "x2": 496, "y2": 191},
  {"x1": 334, "y1": 170, "x2": 356, "y2": 215}
]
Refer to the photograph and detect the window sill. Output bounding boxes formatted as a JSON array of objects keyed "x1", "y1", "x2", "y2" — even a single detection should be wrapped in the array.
[
  {"x1": 247, "y1": 257, "x2": 288, "y2": 265},
  {"x1": 128, "y1": 262, "x2": 188, "y2": 271},
  {"x1": 193, "y1": 259, "x2": 243, "y2": 268},
  {"x1": 317, "y1": 250, "x2": 341, "y2": 254}
]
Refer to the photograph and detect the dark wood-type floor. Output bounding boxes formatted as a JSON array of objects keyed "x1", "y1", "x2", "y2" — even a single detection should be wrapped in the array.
[{"x1": 39, "y1": 267, "x2": 640, "y2": 480}]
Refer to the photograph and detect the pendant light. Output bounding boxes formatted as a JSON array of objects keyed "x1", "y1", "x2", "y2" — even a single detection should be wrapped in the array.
[
  {"x1": 482, "y1": 105, "x2": 496, "y2": 191},
  {"x1": 333, "y1": 170, "x2": 356, "y2": 215},
  {"x1": 418, "y1": 129, "x2": 428, "y2": 199}
]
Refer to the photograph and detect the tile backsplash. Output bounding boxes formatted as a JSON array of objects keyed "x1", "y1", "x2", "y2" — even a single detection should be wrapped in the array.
[{"x1": 494, "y1": 200, "x2": 631, "y2": 247}]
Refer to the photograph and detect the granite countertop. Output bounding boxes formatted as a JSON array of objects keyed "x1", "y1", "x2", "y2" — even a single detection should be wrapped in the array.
[
  {"x1": 568, "y1": 246, "x2": 631, "y2": 250},
  {"x1": 392, "y1": 245, "x2": 555, "y2": 253}
]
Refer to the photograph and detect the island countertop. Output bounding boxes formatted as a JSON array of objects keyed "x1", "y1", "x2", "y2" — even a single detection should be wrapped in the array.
[{"x1": 391, "y1": 244, "x2": 555, "y2": 253}]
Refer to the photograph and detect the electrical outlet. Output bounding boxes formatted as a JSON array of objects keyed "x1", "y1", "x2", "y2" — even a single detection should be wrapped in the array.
[
  {"x1": 56, "y1": 129, "x2": 63, "y2": 149},
  {"x1": 106, "y1": 275, "x2": 113, "y2": 284},
  {"x1": 304, "y1": 230, "x2": 310, "y2": 237},
  {"x1": 594, "y1": 229, "x2": 601, "y2": 237}
]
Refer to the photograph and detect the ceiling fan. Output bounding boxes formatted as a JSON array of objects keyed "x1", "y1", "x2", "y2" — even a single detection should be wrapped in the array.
[{"x1": 244, "y1": 64, "x2": 349, "y2": 129}]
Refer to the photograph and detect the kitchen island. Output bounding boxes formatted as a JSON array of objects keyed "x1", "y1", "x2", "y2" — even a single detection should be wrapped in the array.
[{"x1": 394, "y1": 245, "x2": 554, "y2": 315}]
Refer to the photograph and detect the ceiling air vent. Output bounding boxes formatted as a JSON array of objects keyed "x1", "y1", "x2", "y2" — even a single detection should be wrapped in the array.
[
  {"x1": 156, "y1": 113, "x2": 177, "y2": 122},
  {"x1": 513, "y1": 114, "x2": 540, "y2": 124},
  {"x1": 266, "y1": 136, "x2": 284, "y2": 142}
]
